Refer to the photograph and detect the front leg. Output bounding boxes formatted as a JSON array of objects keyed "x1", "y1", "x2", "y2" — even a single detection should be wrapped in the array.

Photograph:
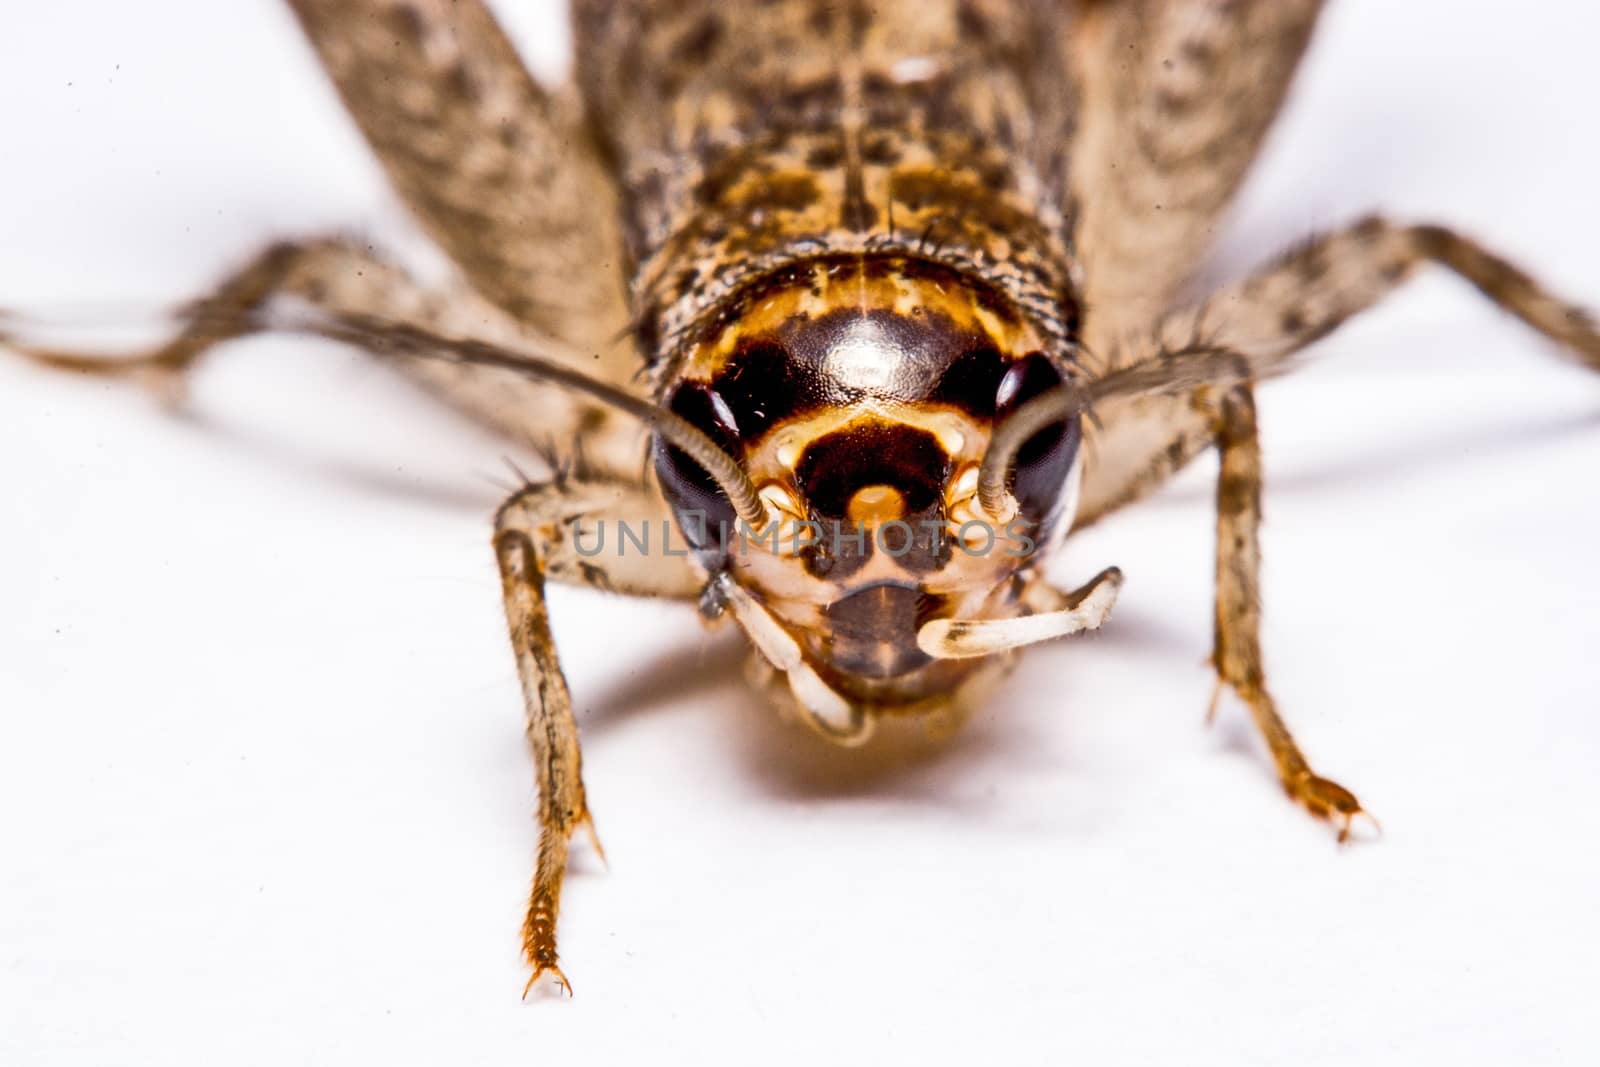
[
  {"x1": 1210, "y1": 385, "x2": 1365, "y2": 840},
  {"x1": 493, "y1": 475, "x2": 700, "y2": 995},
  {"x1": 1050, "y1": 216, "x2": 1599, "y2": 835},
  {"x1": 494, "y1": 526, "x2": 588, "y2": 997}
]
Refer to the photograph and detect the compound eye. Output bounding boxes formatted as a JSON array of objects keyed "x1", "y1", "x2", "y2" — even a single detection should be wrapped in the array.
[
  {"x1": 995, "y1": 352, "x2": 1081, "y2": 523},
  {"x1": 653, "y1": 382, "x2": 742, "y2": 552}
]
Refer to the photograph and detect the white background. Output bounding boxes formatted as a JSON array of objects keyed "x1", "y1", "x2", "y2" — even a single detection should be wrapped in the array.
[{"x1": 2, "y1": 2, "x2": 1597, "y2": 1064}]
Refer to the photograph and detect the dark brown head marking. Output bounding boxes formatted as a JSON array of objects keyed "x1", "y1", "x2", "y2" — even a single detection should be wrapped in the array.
[
  {"x1": 820, "y1": 582, "x2": 934, "y2": 679},
  {"x1": 708, "y1": 305, "x2": 1011, "y2": 440}
]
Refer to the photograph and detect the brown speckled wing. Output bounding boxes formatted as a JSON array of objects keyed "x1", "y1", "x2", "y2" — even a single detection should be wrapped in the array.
[
  {"x1": 284, "y1": 0, "x2": 635, "y2": 373},
  {"x1": 1066, "y1": 0, "x2": 1326, "y2": 527},
  {"x1": 1068, "y1": 0, "x2": 1326, "y2": 351}
]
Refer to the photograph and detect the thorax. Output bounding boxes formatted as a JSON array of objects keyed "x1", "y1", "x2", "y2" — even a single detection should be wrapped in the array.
[{"x1": 576, "y1": 0, "x2": 1083, "y2": 371}]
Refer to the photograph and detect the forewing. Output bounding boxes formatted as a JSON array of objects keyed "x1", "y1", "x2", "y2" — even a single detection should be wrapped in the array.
[
  {"x1": 1067, "y1": 0, "x2": 1325, "y2": 349},
  {"x1": 285, "y1": 0, "x2": 635, "y2": 375},
  {"x1": 1066, "y1": 0, "x2": 1325, "y2": 526}
]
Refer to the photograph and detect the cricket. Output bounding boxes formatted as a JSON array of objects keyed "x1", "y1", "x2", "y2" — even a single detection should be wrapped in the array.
[{"x1": 5, "y1": 0, "x2": 1598, "y2": 998}]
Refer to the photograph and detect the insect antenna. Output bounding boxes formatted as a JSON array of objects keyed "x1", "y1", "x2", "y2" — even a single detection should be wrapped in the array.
[
  {"x1": 977, "y1": 342, "x2": 1260, "y2": 516},
  {"x1": 297, "y1": 310, "x2": 768, "y2": 528}
]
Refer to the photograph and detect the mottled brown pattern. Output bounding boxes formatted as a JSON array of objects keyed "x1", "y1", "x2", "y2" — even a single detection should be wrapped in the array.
[
  {"x1": 285, "y1": 1, "x2": 635, "y2": 368},
  {"x1": 574, "y1": 0, "x2": 1081, "y2": 374}
]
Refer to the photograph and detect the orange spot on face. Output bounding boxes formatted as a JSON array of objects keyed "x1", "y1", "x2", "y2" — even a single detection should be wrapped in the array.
[{"x1": 847, "y1": 483, "x2": 907, "y2": 524}]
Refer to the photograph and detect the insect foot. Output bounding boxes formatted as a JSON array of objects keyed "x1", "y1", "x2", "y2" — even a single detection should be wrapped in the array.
[
  {"x1": 1, "y1": 239, "x2": 350, "y2": 408},
  {"x1": 1284, "y1": 769, "x2": 1379, "y2": 846},
  {"x1": 522, "y1": 960, "x2": 574, "y2": 1001},
  {"x1": 5, "y1": 334, "x2": 194, "y2": 407},
  {"x1": 1210, "y1": 676, "x2": 1379, "y2": 846},
  {"x1": 522, "y1": 883, "x2": 575, "y2": 1001}
]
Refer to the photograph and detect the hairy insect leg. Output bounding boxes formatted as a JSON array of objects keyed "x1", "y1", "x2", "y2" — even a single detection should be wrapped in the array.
[
  {"x1": 497, "y1": 475, "x2": 702, "y2": 600},
  {"x1": 494, "y1": 525, "x2": 587, "y2": 998},
  {"x1": 1209, "y1": 386, "x2": 1366, "y2": 841},
  {"x1": 2, "y1": 236, "x2": 646, "y2": 478},
  {"x1": 4, "y1": 240, "x2": 322, "y2": 389},
  {"x1": 1076, "y1": 215, "x2": 1600, "y2": 527},
  {"x1": 1147, "y1": 217, "x2": 1600, "y2": 375},
  {"x1": 494, "y1": 476, "x2": 701, "y2": 995}
]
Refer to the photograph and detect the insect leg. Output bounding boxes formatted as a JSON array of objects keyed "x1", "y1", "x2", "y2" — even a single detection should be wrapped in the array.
[
  {"x1": 3, "y1": 240, "x2": 329, "y2": 384},
  {"x1": 493, "y1": 476, "x2": 703, "y2": 997},
  {"x1": 1075, "y1": 216, "x2": 1600, "y2": 527},
  {"x1": 2, "y1": 237, "x2": 645, "y2": 479},
  {"x1": 494, "y1": 520, "x2": 588, "y2": 999},
  {"x1": 1145, "y1": 217, "x2": 1600, "y2": 377},
  {"x1": 496, "y1": 475, "x2": 703, "y2": 601},
  {"x1": 1209, "y1": 386, "x2": 1366, "y2": 841}
]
